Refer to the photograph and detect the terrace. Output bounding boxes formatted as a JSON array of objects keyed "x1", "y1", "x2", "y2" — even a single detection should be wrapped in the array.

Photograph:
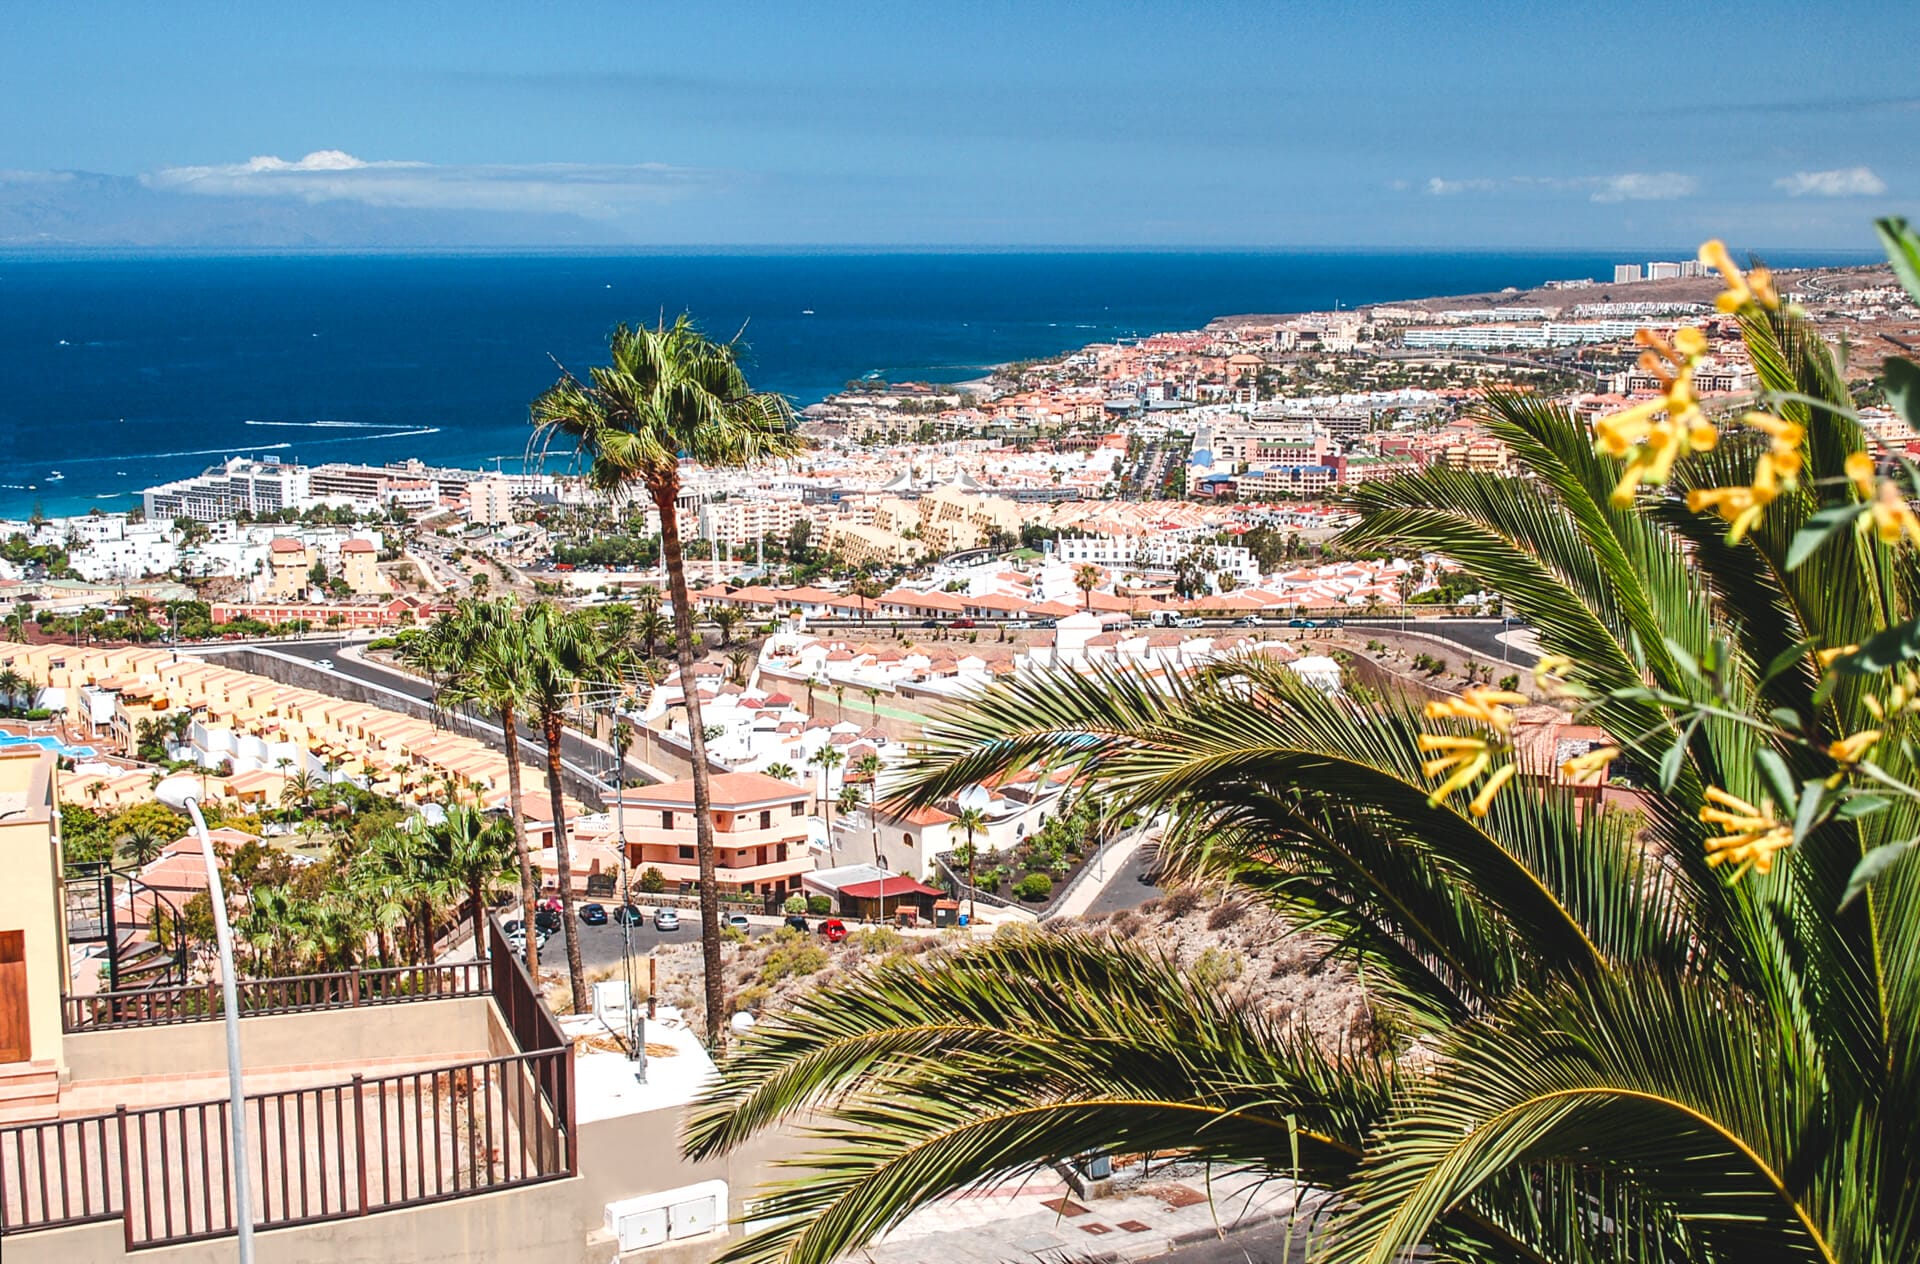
[{"x1": 1, "y1": 920, "x2": 573, "y2": 1253}]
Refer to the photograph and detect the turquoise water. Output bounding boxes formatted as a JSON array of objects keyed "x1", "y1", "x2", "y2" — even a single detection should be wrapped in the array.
[{"x1": 0, "y1": 731, "x2": 98, "y2": 758}]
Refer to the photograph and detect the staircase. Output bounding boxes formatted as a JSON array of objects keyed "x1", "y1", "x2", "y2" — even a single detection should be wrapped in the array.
[
  {"x1": 0, "y1": 1061, "x2": 61, "y2": 1125},
  {"x1": 62, "y1": 861, "x2": 190, "y2": 1028}
]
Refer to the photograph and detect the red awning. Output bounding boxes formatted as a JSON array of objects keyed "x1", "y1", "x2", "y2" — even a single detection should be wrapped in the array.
[{"x1": 837, "y1": 876, "x2": 942, "y2": 900}]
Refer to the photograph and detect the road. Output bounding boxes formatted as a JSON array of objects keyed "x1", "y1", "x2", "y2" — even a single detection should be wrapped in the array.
[
  {"x1": 563, "y1": 910, "x2": 775, "y2": 968},
  {"x1": 192, "y1": 637, "x2": 651, "y2": 794},
  {"x1": 1079, "y1": 840, "x2": 1165, "y2": 919}
]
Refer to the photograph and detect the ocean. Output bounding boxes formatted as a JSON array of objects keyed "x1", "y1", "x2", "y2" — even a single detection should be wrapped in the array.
[{"x1": 0, "y1": 249, "x2": 1873, "y2": 519}]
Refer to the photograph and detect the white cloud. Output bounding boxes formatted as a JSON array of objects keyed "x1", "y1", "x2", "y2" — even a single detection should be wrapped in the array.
[
  {"x1": 144, "y1": 150, "x2": 722, "y2": 218},
  {"x1": 1774, "y1": 166, "x2": 1887, "y2": 197},
  {"x1": 1422, "y1": 172, "x2": 1696, "y2": 202},
  {"x1": 1588, "y1": 172, "x2": 1696, "y2": 203}
]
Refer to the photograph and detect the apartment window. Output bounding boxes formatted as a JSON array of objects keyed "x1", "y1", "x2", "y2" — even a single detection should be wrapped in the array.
[
  {"x1": 790, "y1": 801, "x2": 804, "y2": 817},
  {"x1": 759, "y1": 810, "x2": 772, "y2": 830},
  {"x1": 678, "y1": 845, "x2": 695, "y2": 861},
  {"x1": 662, "y1": 811, "x2": 674, "y2": 830}
]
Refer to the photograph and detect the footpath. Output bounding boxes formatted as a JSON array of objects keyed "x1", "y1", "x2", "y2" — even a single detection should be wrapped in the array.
[{"x1": 854, "y1": 1163, "x2": 1310, "y2": 1264}]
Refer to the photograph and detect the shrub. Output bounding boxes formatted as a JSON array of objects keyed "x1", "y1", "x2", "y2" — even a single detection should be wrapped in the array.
[
  {"x1": 1206, "y1": 901, "x2": 1248, "y2": 930},
  {"x1": 1191, "y1": 947, "x2": 1244, "y2": 990},
  {"x1": 638, "y1": 866, "x2": 667, "y2": 894},
  {"x1": 1159, "y1": 887, "x2": 1202, "y2": 918},
  {"x1": 760, "y1": 940, "x2": 829, "y2": 984},
  {"x1": 783, "y1": 893, "x2": 808, "y2": 914},
  {"x1": 1500, "y1": 673, "x2": 1521, "y2": 692},
  {"x1": 849, "y1": 926, "x2": 904, "y2": 954},
  {"x1": 806, "y1": 894, "x2": 831, "y2": 915},
  {"x1": 1014, "y1": 872, "x2": 1054, "y2": 901},
  {"x1": 720, "y1": 925, "x2": 748, "y2": 944},
  {"x1": 732, "y1": 984, "x2": 770, "y2": 1013}
]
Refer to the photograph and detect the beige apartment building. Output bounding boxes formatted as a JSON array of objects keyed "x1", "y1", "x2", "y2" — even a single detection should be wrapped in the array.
[
  {"x1": 262, "y1": 537, "x2": 314, "y2": 600},
  {"x1": 468, "y1": 476, "x2": 515, "y2": 528},
  {"x1": 338, "y1": 538, "x2": 389, "y2": 595},
  {"x1": 0, "y1": 748, "x2": 809, "y2": 1263},
  {"x1": 611, "y1": 771, "x2": 816, "y2": 900}
]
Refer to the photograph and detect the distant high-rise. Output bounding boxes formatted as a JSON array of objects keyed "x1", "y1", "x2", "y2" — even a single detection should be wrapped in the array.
[
  {"x1": 1614, "y1": 264, "x2": 1643, "y2": 284},
  {"x1": 1646, "y1": 261, "x2": 1685, "y2": 281}
]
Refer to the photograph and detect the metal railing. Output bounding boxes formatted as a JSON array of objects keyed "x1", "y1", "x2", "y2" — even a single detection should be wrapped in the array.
[
  {"x1": 0, "y1": 1049, "x2": 572, "y2": 1247},
  {"x1": 63, "y1": 961, "x2": 490, "y2": 1032}
]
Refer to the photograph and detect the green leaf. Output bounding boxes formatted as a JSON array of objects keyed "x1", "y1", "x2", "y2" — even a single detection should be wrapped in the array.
[
  {"x1": 1755, "y1": 750, "x2": 1798, "y2": 816},
  {"x1": 1767, "y1": 707, "x2": 1804, "y2": 734},
  {"x1": 1790, "y1": 779, "x2": 1825, "y2": 844},
  {"x1": 1761, "y1": 639, "x2": 1814, "y2": 687},
  {"x1": 1786, "y1": 503, "x2": 1867, "y2": 571},
  {"x1": 1836, "y1": 793, "x2": 1891, "y2": 820},
  {"x1": 1886, "y1": 357, "x2": 1920, "y2": 432},
  {"x1": 1876, "y1": 216, "x2": 1920, "y2": 308},
  {"x1": 1839, "y1": 839, "x2": 1913, "y2": 910},
  {"x1": 1662, "y1": 638, "x2": 1701, "y2": 682},
  {"x1": 1832, "y1": 615, "x2": 1920, "y2": 675},
  {"x1": 1658, "y1": 739, "x2": 1685, "y2": 792}
]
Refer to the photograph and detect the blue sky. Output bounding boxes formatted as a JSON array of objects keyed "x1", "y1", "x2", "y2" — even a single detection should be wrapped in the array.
[{"x1": 3, "y1": 0, "x2": 1914, "y2": 248}]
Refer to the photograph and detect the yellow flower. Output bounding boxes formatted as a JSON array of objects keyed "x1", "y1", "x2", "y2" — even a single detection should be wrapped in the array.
[
  {"x1": 1559, "y1": 745, "x2": 1619, "y2": 786},
  {"x1": 1687, "y1": 483, "x2": 1771, "y2": 543},
  {"x1": 1815, "y1": 644, "x2": 1858, "y2": 668},
  {"x1": 1699, "y1": 786, "x2": 1793, "y2": 876},
  {"x1": 1828, "y1": 729, "x2": 1882, "y2": 765},
  {"x1": 1867, "y1": 481, "x2": 1920, "y2": 547},
  {"x1": 1468, "y1": 763, "x2": 1516, "y2": 817},
  {"x1": 1424, "y1": 687, "x2": 1530, "y2": 733},
  {"x1": 1846, "y1": 451, "x2": 1877, "y2": 497},
  {"x1": 1594, "y1": 328, "x2": 1718, "y2": 506},
  {"x1": 1533, "y1": 654, "x2": 1574, "y2": 680},
  {"x1": 1699, "y1": 239, "x2": 1781, "y2": 312}
]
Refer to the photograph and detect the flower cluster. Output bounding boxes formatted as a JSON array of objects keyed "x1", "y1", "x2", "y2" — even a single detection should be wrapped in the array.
[
  {"x1": 1847, "y1": 452, "x2": 1920, "y2": 547},
  {"x1": 1593, "y1": 327, "x2": 1719, "y2": 507},
  {"x1": 1418, "y1": 687, "x2": 1527, "y2": 817},
  {"x1": 1559, "y1": 745, "x2": 1619, "y2": 786},
  {"x1": 1686, "y1": 411, "x2": 1805, "y2": 542},
  {"x1": 1699, "y1": 786, "x2": 1793, "y2": 877},
  {"x1": 1699, "y1": 238, "x2": 1780, "y2": 313}
]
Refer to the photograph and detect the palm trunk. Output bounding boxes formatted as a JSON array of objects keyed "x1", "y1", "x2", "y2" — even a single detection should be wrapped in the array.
[
  {"x1": 657, "y1": 486, "x2": 727, "y2": 1042},
  {"x1": 500, "y1": 702, "x2": 538, "y2": 976},
  {"x1": 544, "y1": 708, "x2": 588, "y2": 1014},
  {"x1": 469, "y1": 876, "x2": 486, "y2": 957}
]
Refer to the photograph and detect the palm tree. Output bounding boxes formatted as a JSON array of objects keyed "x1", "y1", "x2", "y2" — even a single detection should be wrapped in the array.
[
  {"x1": 712, "y1": 605, "x2": 742, "y2": 648},
  {"x1": 532, "y1": 315, "x2": 799, "y2": 1043},
  {"x1": 951, "y1": 805, "x2": 986, "y2": 924},
  {"x1": 809, "y1": 744, "x2": 845, "y2": 855},
  {"x1": 403, "y1": 599, "x2": 542, "y2": 974},
  {"x1": 852, "y1": 751, "x2": 884, "y2": 864},
  {"x1": 1073, "y1": 563, "x2": 1100, "y2": 610},
  {"x1": 679, "y1": 279, "x2": 1920, "y2": 1263},
  {"x1": 281, "y1": 771, "x2": 321, "y2": 813},
  {"x1": 634, "y1": 607, "x2": 670, "y2": 661},
  {"x1": 435, "y1": 804, "x2": 517, "y2": 953},
  {"x1": 119, "y1": 822, "x2": 167, "y2": 868},
  {"x1": 764, "y1": 761, "x2": 796, "y2": 782},
  {"x1": 0, "y1": 667, "x2": 23, "y2": 715},
  {"x1": 520, "y1": 601, "x2": 622, "y2": 1012},
  {"x1": 851, "y1": 574, "x2": 884, "y2": 622}
]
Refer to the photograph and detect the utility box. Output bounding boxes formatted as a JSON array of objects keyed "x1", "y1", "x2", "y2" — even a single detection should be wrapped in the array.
[{"x1": 604, "y1": 1180, "x2": 729, "y2": 1252}]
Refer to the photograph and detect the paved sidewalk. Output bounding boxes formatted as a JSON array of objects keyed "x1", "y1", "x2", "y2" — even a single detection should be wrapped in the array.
[
  {"x1": 853, "y1": 1168, "x2": 1305, "y2": 1264},
  {"x1": 1047, "y1": 827, "x2": 1153, "y2": 921}
]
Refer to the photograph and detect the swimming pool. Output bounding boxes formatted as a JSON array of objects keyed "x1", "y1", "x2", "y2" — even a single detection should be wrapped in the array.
[{"x1": 0, "y1": 732, "x2": 98, "y2": 759}]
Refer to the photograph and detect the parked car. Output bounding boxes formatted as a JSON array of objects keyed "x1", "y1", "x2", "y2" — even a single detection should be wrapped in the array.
[
  {"x1": 1006, "y1": 619, "x2": 1034, "y2": 629},
  {"x1": 920, "y1": 619, "x2": 941, "y2": 628},
  {"x1": 1035, "y1": 617, "x2": 1058, "y2": 628},
  {"x1": 949, "y1": 618, "x2": 976, "y2": 629},
  {"x1": 1234, "y1": 615, "x2": 1266, "y2": 627},
  {"x1": 1321, "y1": 617, "x2": 1345, "y2": 628},
  {"x1": 653, "y1": 908, "x2": 681, "y2": 931},
  {"x1": 1287, "y1": 617, "x2": 1317, "y2": 628},
  {"x1": 726, "y1": 911, "x2": 752, "y2": 931},
  {"x1": 784, "y1": 913, "x2": 811, "y2": 933},
  {"x1": 314, "y1": 659, "x2": 335, "y2": 671},
  {"x1": 501, "y1": 917, "x2": 525, "y2": 937},
  {"x1": 533, "y1": 908, "x2": 562, "y2": 933},
  {"x1": 819, "y1": 917, "x2": 848, "y2": 943},
  {"x1": 611, "y1": 903, "x2": 646, "y2": 926},
  {"x1": 578, "y1": 902, "x2": 608, "y2": 926}
]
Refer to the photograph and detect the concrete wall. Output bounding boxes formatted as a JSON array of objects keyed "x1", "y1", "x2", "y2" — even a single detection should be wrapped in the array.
[
  {"x1": 0, "y1": 750, "x2": 62, "y2": 1067},
  {"x1": 63, "y1": 997, "x2": 497, "y2": 1085}
]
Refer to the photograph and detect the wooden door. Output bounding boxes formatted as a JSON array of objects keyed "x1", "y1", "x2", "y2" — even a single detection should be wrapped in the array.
[{"x1": 0, "y1": 930, "x2": 28, "y2": 1062}]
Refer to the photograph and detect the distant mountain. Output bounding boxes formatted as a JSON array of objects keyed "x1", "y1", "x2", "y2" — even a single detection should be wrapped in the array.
[{"x1": 0, "y1": 170, "x2": 630, "y2": 249}]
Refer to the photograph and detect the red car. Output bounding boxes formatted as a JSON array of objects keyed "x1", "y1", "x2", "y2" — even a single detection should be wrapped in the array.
[
  {"x1": 949, "y1": 618, "x2": 976, "y2": 629},
  {"x1": 819, "y1": 918, "x2": 848, "y2": 943}
]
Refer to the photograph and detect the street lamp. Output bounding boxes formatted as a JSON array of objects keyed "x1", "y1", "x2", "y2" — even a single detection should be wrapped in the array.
[{"x1": 156, "y1": 785, "x2": 254, "y2": 1263}]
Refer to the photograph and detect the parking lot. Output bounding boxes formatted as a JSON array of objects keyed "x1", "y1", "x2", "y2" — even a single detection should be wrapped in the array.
[{"x1": 519, "y1": 907, "x2": 779, "y2": 969}]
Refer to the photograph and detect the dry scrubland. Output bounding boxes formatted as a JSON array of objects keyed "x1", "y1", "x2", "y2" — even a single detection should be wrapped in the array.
[{"x1": 546, "y1": 889, "x2": 1375, "y2": 1054}]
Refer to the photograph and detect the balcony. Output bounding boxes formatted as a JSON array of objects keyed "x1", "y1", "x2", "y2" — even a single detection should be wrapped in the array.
[{"x1": 0, "y1": 920, "x2": 572, "y2": 1251}]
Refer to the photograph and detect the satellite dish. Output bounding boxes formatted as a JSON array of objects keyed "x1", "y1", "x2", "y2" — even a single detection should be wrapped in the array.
[{"x1": 957, "y1": 784, "x2": 991, "y2": 813}]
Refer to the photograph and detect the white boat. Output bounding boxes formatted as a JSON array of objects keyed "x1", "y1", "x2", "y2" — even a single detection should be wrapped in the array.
[{"x1": 45, "y1": 471, "x2": 64, "y2": 482}]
